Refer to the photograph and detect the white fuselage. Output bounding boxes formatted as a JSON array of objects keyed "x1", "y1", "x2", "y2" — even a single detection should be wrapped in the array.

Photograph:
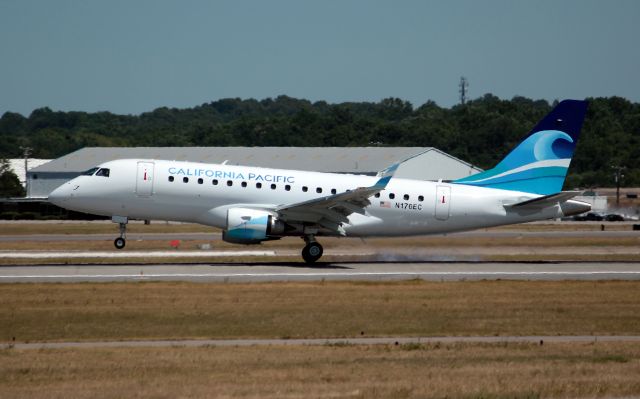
[{"x1": 48, "y1": 159, "x2": 582, "y2": 237}]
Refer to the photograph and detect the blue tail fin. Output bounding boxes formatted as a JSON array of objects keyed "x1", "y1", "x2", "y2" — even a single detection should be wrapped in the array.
[{"x1": 454, "y1": 100, "x2": 588, "y2": 195}]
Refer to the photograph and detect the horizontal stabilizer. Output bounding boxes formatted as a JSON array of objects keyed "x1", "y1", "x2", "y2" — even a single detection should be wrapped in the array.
[{"x1": 504, "y1": 191, "x2": 582, "y2": 209}]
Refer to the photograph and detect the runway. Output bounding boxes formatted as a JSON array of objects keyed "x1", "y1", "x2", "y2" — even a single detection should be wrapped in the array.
[{"x1": 2, "y1": 261, "x2": 640, "y2": 282}]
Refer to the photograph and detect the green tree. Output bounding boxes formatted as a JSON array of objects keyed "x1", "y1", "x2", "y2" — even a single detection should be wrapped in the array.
[
  {"x1": 0, "y1": 159, "x2": 25, "y2": 197},
  {"x1": 1, "y1": 95, "x2": 639, "y2": 187}
]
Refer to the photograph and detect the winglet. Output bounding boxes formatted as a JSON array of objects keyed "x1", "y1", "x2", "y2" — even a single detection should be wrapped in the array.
[{"x1": 373, "y1": 162, "x2": 399, "y2": 189}]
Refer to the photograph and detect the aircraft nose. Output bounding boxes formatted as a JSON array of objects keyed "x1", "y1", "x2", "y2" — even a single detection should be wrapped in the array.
[{"x1": 48, "y1": 183, "x2": 74, "y2": 206}]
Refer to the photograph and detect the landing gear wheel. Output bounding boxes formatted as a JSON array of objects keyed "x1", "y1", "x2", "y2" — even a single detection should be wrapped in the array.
[
  {"x1": 302, "y1": 242, "x2": 323, "y2": 264},
  {"x1": 113, "y1": 219, "x2": 128, "y2": 250},
  {"x1": 114, "y1": 237, "x2": 126, "y2": 250}
]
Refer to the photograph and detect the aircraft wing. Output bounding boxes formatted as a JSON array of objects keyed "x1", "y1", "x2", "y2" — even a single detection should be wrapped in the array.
[{"x1": 274, "y1": 162, "x2": 400, "y2": 234}]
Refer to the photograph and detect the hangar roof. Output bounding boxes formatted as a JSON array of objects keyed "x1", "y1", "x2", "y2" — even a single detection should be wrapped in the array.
[{"x1": 31, "y1": 147, "x2": 481, "y2": 176}]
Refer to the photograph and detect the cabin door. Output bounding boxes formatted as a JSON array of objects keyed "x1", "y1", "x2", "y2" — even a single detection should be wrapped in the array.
[
  {"x1": 136, "y1": 161, "x2": 155, "y2": 197},
  {"x1": 435, "y1": 185, "x2": 451, "y2": 221}
]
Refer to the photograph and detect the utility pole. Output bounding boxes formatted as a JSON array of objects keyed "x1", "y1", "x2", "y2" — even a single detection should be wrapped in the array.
[
  {"x1": 612, "y1": 165, "x2": 626, "y2": 207},
  {"x1": 459, "y1": 76, "x2": 469, "y2": 105},
  {"x1": 20, "y1": 146, "x2": 32, "y2": 196}
]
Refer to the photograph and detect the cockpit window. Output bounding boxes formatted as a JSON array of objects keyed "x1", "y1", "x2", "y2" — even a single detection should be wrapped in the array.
[
  {"x1": 81, "y1": 167, "x2": 99, "y2": 176},
  {"x1": 95, "y1": 168, "x2": 110, "y2": 177}
]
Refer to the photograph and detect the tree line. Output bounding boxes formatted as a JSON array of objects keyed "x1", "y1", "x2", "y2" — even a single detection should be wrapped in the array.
[{"x1": 1, "y1": 94, "x2": 639, "y2": 188}]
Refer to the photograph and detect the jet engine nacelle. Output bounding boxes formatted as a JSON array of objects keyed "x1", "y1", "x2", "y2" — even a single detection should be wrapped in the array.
[{"x1": 222, "y1": 208, "x2": 287, "y2": 244}]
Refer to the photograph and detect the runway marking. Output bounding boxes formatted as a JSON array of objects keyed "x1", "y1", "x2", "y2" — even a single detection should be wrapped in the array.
[
  {"x1": 0, "y1": 250, "x2": 276, "y2": 258},
  {"x1": 6, "y1": 335, "x2": 640, "y2": 350},
  {"x1": 2, "y1": 271, "x2": 640, "y2": 280}
]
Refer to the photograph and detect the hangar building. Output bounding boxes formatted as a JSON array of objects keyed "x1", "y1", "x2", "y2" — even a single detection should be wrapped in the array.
[
  {"x1": 7, "y1": 159, "x2": 52, "y2": 187},
  {"x1": 26, "y1": 147, "x2": 482, "y2": 198}
]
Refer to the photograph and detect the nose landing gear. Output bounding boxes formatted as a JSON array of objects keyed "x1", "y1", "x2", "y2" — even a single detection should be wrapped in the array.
[
  {"x1": 114, "y1": 235, "x2": 126, "y2": 249},
  {"x1": 302, "y1": 235, "x2": 323, "y2": 264},
  {"x1": 112, "y1": 216, "x2": 128, "y2": 250}
]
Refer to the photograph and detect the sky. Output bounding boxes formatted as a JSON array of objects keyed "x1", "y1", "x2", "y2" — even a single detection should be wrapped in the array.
[{"x1": 1, "y1": 0, "x2": 639, "y2": 116}]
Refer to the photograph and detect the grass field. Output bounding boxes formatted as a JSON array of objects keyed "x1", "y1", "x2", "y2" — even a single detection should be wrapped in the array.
[
  {"x1": 4, "y1": 235, "x2": 640, "y2": 252},
  {"x1": 3, "y1": 226, "x2": 640, "y2": 265},
  {"x1": 3, "y1": 222, "x2": 640, "y2": 398},
  {"x1": 2, "y1": 281, "x2": 640, "y2": 398},
  {"x1": 0, "y1": 220, "x2": 636, "y2": 236},
  {"x1": 2, "y1": 342, "x2": 640, "y2": 398},
  {"x1": 3, "y1": 220, "x2": 640, "y2": 264},
  {"x1": 0, "y1": 221, "x2": 217, "y2": 235},
  {"x1": 2, "y1": 281, "x2": 639, "y2": 343}
]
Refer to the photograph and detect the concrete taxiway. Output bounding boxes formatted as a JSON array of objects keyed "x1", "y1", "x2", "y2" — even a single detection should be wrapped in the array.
[{"x1": 1, "y1": 261, "x2": 640, "y2": 283}]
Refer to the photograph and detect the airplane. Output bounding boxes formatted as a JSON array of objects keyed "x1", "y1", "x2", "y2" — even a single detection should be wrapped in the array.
[{"x1": 48, "y1": 100, "x2": 591, "y2": 264}]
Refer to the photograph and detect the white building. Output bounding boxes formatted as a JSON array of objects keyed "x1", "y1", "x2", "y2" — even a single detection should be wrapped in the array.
[
  {"x1": 7, "y1": 158, "x2": 51, "y2": 187},
  {"x1": 26, "y1": 147, "x2": 483, "y2": 198}
]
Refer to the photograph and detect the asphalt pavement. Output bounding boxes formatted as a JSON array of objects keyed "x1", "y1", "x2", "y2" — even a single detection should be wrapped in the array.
[{"x1": 2, "y1": 261, "x2": 640, "y2": 282}]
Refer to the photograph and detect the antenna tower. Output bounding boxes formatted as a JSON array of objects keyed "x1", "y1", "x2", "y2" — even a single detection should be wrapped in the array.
[{"x1": 459, "y1": 76, "x2": 469, "y2": 105}]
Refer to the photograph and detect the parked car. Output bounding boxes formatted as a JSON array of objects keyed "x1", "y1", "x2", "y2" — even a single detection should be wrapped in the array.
[
  {"x1": 573, "y1": 212, "x2": 604, "y2": 221},
  {"x1": 604, "y1": 213, "x2": 625, "y2": 222}
]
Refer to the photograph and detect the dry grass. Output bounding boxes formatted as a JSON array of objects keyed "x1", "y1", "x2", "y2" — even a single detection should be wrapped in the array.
[
  {"x1": 1, "y1": 281, "x2": 639, "y2": 343},
  {"x1": 3, "y1": 232, "x2": 640, "y2": 264},
  {"x1": 489, "y1": 222, "x2": 635, "y2": 231},
  {"x1": 1, "y1": 342, "x2": 639, "y2": 398},
  {"x1": 3, "y1": 220, "x2": 640, "y2": 265},
  {"x1": 0, "y1": 220, "x2": 636, "y2": 237},
  {"x1": 0, "y1": 221, "x2": 216, "y2": 235},
  {"x1": 485, "y1": 253, "x2": 640, "y2": 262}
]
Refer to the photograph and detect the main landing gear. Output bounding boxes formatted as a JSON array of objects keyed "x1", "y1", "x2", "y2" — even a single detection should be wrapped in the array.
[
  {"x1": 112, "y1": 216, "x2": 128, "y2": 250},
  {"x1": 302, "y1": 235, "x2": 323, "y2": 264}
]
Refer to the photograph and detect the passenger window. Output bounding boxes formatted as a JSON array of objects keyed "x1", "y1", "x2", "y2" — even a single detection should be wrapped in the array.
[
  {"x1": 212, "y1": 179, "x2": 218, "y2": 185},
  {"x1": 271, "y1": 183, "x2": 277, "y2": 190},
  {"x1": 316, "y1": 187, "x2": 322, "y2": 193},
  {"x1": 403, "y1": 194, "x2": 409, "y2": 200},
  {"x1": 197, "y1": 178, "x2": 203, "y2": 184},
  {"x1": 183, "y1": 177, "x2": 189, "y2": 183},
  {"x1": 331, "y1": 188, "x2": 337, "y2": 195},
  {"x1": 302, "y1": 186, "x2": 308, "y2": 192},
  {"x1": 168, "y1": 176, "x2": 174, "y2": 182},
  {"x1": 389, "y1": 193, "x2": 395, "y2": 199},
  {"x1": 374, "y1": 193, "x2": 380, "y2": 198},
  {"x1": 95, "y1": 168, "x2": 110, "y2": 177},
  {"x1": 418, "y1": 195, "x2": 424, "y2": 202},
  {"x1": 285, "y1": 185, "x2": 291, "y2": 191},
  {"x1": 256, "y1": 182, "x2": 262, "y2": 189},
  {"x1": 227, "y1": 180, "x2": 233, "y2": 186},
  {"x1": 81, "y1": 167, "x2": 99, "y2": 176},
  {"x1": 241, "y1": 181, "x2": 247, "y2": 188}
]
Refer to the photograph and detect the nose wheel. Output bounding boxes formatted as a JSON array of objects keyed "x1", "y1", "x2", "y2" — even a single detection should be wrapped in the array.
[
  {"x1": 302, "y1": 236, "x2": 323, "y2": 264},
  {"x1": 113, "y1": 219, "x2": 127, "y2": 250},
  {"x1": 114, "y1": 237, "x2": 126, "y2": 249}
]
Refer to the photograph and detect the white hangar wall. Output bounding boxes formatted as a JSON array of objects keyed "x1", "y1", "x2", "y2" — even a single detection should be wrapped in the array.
[{"x1": 26, "y1": 147, "x2": 483, "y2": 198}]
